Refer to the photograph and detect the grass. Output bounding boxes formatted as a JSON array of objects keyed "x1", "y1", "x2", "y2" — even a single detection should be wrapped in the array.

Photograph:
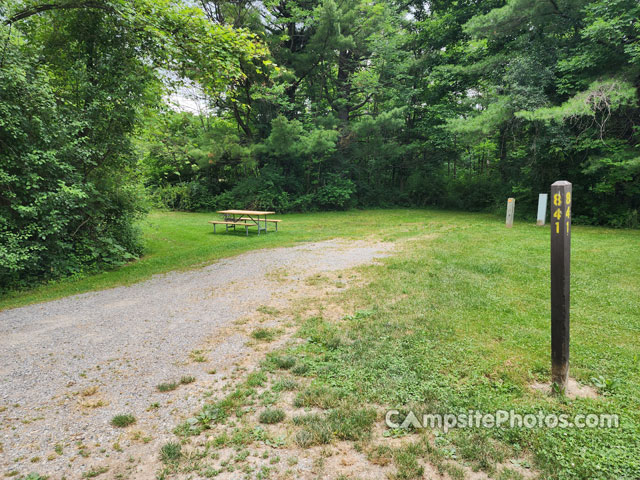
[
  {"x1": 160, "y1": 442, "x2": 182, "y2": 464},
  {"x1": 272, "y1": 215, "x2": 640, "y2": 478},
  {"x1": 157, "y1": 382, "x2": 178, "y2": 392},
  {"x1": 251, "y1": 327, "x2": 277, "y2": 342},
  {"x1": 82, "y1": 466, "x2": 109, "y2": 478},
  {"x1": 258, "y1": 408, "x2": 286, "y2": 424},
  {"x1": 161, "y1": 210, "x2": 639, "y2": 479},
  {"x1": 3, "y1": 208, "x2": 639, "y2": 478},
  {"x1": 110, "y1": 414, "x2": 136, "y2": 428},
  {"x1": 0, "y1": 209, "x2": 439, "y2": 311}
]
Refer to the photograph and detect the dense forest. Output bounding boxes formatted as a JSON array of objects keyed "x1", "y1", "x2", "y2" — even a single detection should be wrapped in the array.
[{"x1": 1, "y1": 0, "x2": 639, "y2": 289}]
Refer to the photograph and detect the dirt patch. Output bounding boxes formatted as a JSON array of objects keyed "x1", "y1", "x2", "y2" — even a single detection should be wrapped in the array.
[{"x1": 531, "y1": 378, "x2": 599, "y2": 399}]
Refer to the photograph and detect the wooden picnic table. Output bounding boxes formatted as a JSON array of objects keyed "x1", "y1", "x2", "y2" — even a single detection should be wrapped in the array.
[{"x1": 210, "y1": 209, "x2": 279, "y2": 236}]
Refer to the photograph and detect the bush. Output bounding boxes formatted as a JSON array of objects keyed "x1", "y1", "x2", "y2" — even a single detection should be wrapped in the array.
[
  {"x1": 150, "y1": 181, "x2": 217, "y2": 211},
  {"x1": 0, "y1": 24, "x2": 147, "y2": 292}
]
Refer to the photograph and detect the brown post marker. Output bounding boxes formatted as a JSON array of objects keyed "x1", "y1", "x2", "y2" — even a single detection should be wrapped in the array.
[
  {"x1": 506, "y1": 198, "x2": 515, "y2": 228},
  {"x1": 550, "y1": 181, "x2": 572, "y2": 392}
]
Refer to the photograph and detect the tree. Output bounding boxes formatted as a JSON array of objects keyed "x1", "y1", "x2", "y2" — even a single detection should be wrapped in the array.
[{"x1": 0, "y1": 0, "x2": 268, "y2": 289}]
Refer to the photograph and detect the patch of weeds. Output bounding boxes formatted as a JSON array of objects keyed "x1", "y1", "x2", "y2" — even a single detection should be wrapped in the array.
[
  {"x1": 273, "y1": 355, "x2": 296, "y2": 370},
  {"x1": 305, "y1": 274, "x2": 328, "y2": 286},
  {"x1": 82, "y1": 466, "x2": 109, "y2": 478},
  {"x1": 176, "y1": 387, "x2": 255, "y2": 436},
  {"x1": 291, "y1": 363, "x2": 309, "y2": 375},
  {"x1": 246, "y1": 371, "x2": 268, "y2": 387},
  {"x1": 497, "y1": 468, "x2": 525, "y2": 480},
  {"x1": 328, "y1": 406, "x2": 377, "y2": 441},
  {"x1": 294, "y1": 384, "x2": 342, "y2": 409},
  {"x1": 157, "y1": 382, "x2": 178, "y2": 392},
  {"x1": 251, "y1": 328, "x2": 277, "y2": 342},
  {"x1": 299, "y1": 316, "x2": 342, "y2": 350},
  {"x1": 111, "y1": 414, "x2": 136, "y2": 428},
  {"x1": 453, "y1": 431, "x2": 509, "y2": 473},
  {"x1": 368, "y1": 445, "x2": 393, "y2": 466},
  {"x1": 54, "y1": 444, "x2": 63, "y2": 455},
  {"x1": 591, "y1": 375, "x2": 620, "y2": 395},
  {"x1": 80, "y1": 399, "x2": 106, "y2": 409},
  {"x1": 257, "y1": 305, "x2": 280, "y2": 315},
  {"x1": 343, "y1": 310, "x2": 375, "y2": 321},
  {"x1": 180, "y1": 375, "x2": 196, "y2": 385},
  {"x1": 393, "y1": 443, "x2": 424, "y2": 480},
  {"x1": 259, "y1": 408, "x2": 285, "y2": 424},
  {"x1": 80, "y1": 386, "x2": 99, "y2": 397},
  {"x1": 293, "y1": 414, "x2": 333, "y2": 447},
  {"x1": 256, "y1": 466, "x2": 271, "y2": 479},
  {"x1": 208, "y1": 369, "x2": 217, "y2": 375},
  {"x1": 190, "y1": 350, "x2": 207, "y2": 363},
  {"x1": 203, "y1": 467, "x2": 222, "y2": 477},
  {"x1": 160, "y1": 442, "x2": 182, "y2": 464},
  {"x1": 260, "y1": 389, "x2": 279, "y2": 406},
  {"x1": 235, "y1": 449, "x2": 250, "y2": 462},
  {"x1": 272, "y1": 378, "x2": 298, "y2": 391},
  {"x1": 230, "y1": 427, "x2": 253, "y2": 447}
]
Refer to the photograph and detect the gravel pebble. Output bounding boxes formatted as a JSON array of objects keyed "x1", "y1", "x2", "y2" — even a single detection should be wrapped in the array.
[{"x1": 0, "y1": 239, "x2": 391, "y2": 478}]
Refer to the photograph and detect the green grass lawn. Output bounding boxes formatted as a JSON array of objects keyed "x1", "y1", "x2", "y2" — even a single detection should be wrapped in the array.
[
  {"x1": 144, "y1": 210, "x2": 638, "y2": 480},
  {"x1": 278, "y1": 216, "x2": 640, "y2": 478}
]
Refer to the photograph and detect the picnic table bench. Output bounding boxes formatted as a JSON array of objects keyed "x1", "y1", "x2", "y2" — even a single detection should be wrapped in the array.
[{"x1": 209, "y1": 210, "x2": 282, "y2": 236}]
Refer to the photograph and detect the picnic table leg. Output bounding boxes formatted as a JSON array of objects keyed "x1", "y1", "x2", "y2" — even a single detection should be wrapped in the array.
[
  {"x1": 245, "y1": 225, "x2": 248, "y2": 236},
  {"x1": 214, "y1": 223, "x2": 216, "y2": 233}
]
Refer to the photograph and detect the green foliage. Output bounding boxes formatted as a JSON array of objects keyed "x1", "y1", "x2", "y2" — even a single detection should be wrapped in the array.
[
  {"x1": 0, "y1": 0, "x2": 267, "y2": 291},
  {"x1": 111, "y1": 414, "x2": 136, "y2": 427},
  {"x1": 160, "y1": 442, "x2": 182, "y2": 463}
]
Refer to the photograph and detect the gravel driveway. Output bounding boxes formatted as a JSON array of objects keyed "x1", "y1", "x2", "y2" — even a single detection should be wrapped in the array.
[{"x1": 0, "y1": 239, "x2": 391, "y2": 478}]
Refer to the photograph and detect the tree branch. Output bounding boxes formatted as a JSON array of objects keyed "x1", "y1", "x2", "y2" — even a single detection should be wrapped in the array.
[{"x1": 5, "y1": 2, "x2": 114, "y2": 25}]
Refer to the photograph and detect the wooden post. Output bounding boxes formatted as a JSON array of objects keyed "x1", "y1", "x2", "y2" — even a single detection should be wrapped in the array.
[
  {"x1": 537, "y1": 194, "x2": 548, "y2": 226},
  {"x1": 506, "y1": 198, "x2": 515, "y2": 228},
  {"x1": 550, "y1": 181, "x2": 572, "y2": 392}
]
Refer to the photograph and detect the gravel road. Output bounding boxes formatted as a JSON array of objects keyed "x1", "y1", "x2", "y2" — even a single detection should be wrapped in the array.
[{"x1": 0, "y1": 239, "x2": 391, "y2": 479}]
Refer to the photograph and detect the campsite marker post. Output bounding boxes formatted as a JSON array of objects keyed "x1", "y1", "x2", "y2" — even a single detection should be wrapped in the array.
[
  {"x1": 506, "y1": 198, "x2": 515, "y2": 228},
  {"x1": 537, "y1": 194, "x2": 548, "y2": 226},
  {"x1": 550, "y1": 181, "x2": 572, "y2": 392}
]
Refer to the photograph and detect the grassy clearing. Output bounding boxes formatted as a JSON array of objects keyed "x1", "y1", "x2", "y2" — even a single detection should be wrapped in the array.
[
  {"x1": 273, "y1": 217, "x2": 640, "y2": 478},
  {"x1": 4, "y1": 208, "x2": 638, "y2": 478},
  {"x1": 161, "y1": 211, "x2": 638, "y2": 479},
  {"x1": 0, "y1": 208, "x2": 437, "y2": 311}
]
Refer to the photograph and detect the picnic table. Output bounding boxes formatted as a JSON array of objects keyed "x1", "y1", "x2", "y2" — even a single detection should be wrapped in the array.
[{"x1": 209, "y1": 210, "x2": 281, "y2": 236}]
